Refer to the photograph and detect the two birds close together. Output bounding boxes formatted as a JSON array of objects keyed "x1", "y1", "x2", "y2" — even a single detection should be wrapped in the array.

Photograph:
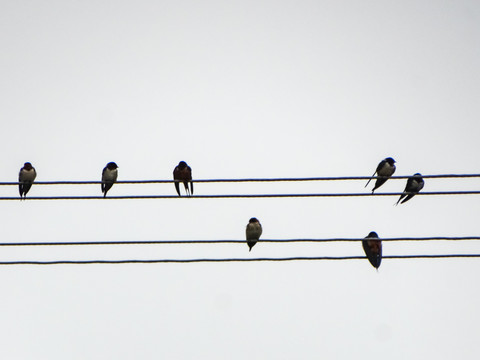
[
  {"x1": 365, "y1": 157, "x2": 425, "y2": 205},
  {"x1": 101, "y1": 161, "x2": 193, "y2": 198}
]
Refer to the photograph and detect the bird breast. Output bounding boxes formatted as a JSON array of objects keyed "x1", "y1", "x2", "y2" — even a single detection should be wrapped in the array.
[
  {"x1": 411, "y1": 179, "x2": 424, "y2": 191},
  {"x1": 103, "y1": 169, "x2": 118, "y2": 181},
  {"x1": 377, "y1": 164, "x2": 395, "y2": 177},
  {"x1": 246, "y1": 223, "x2": 262, "y2": 239},
  {"x1": 19, "y1": 169, "x2": 36, "y2": 181}
]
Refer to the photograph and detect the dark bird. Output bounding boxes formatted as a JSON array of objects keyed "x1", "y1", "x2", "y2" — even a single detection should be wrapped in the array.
[
  {"x1": 19, "y1": 162, "x2": 37, "y2": 198},
  {"x1": 173, "y1": 161, "x2": 193, "y2": 196},
  {"x1": 396, "y1": 173, "x2": 424, "y2": 205},
  {"x1": 365, "y1": 157, "x2": 396, "y2": 193},
  {"x1": 101, "y1": 162, "x2": 118, "y2": 197},
  {"x1": 362, "y1": 231, "x2": 382, "y2": 269},
  {"x1": 246, "y1": 218, "x2": 262, "y2": 251}
]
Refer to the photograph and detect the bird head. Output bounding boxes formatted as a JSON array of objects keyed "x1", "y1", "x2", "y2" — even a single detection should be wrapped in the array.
[
  {"x1": 23, "y1": 162, "x2": 33, "y2": 170},
  {"x1": 385, "y1": 157, "x2": 396, "y2": 165},
  {"x1": 178, "y1": 161, "x2": 188, "y2": 168},
  {"x1": 106, "y1": 162, "x2": 118, "y2": 170}
]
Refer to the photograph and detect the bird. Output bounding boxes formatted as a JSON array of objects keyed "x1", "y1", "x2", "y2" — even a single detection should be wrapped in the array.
[
  {"x1": 101, "y1": 162, "x2": 118, "y2": 197},
  {"x1": 396, "y1": 173, "x2": 424, "y2": 205},
  {"x1": 365, "y1": 157, "x2": 396, "y2": 193},
  {"x1": 246, "y1": 218, "x2": 262, "y2": 251},
  {"x1": 18, "y1": 162, "x2": 37, "y2": 198},
  {"x1": 173, "y1": 161, "x2": 193, "y2": 196},
  {"x1": 362, "y1": 231, "x2": 382, "y2": 269}
]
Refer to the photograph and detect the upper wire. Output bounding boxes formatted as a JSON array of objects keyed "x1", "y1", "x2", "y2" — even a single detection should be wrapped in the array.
[
  {"x1": 0, "y1": 237, "x2": 479, "y2": 247},
  {"x1": 1, "y1": 173, "x2": 480, "y2": 185}
]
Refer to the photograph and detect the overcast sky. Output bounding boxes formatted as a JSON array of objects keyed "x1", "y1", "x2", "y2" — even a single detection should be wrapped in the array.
[{"x1": 1, "y1": 1, "x2": 480, "y2": 359}]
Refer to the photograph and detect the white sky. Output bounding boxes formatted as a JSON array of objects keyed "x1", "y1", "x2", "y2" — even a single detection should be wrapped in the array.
[{"x1": 1, "y1": 1, "x2": 480, "y2": 359}]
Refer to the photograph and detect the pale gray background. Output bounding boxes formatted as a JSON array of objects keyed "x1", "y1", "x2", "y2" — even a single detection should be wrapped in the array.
[{"x1": 1, "y1": 1, "x2": 479, "y2": 359}]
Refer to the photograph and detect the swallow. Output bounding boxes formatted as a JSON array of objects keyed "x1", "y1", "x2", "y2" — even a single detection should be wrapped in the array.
[
  {"x1": 101, "y1": 162, "x2": 118, "y2": 197},
  {"x1": 18, "y1": 162, "x2": 37, "y2": 198},
  {"x1": 396, "y1": 173, "x2": 424, "y2": 205},
  {"x1": 173, "y1": 161, "x2": 193, "y2": 196},
  {"x1": 365, "y1": 157, "x2": 396, "y2": 193},
  {"x1": 246, "y1": 217, "x2": 262, "y2": 251},
  {"x1": 362, "y1": 231, "x2": 382, "y2": 269}
]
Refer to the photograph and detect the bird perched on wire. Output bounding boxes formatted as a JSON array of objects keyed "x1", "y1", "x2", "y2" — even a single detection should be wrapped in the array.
[
  {"x1": 246, "y1": 218, "x2": 262, "y2": 251},
  {"x1": 101, "y1": 162, "x2": 118, "y2": 197},
  {"x1": 396, "y1": 173, "x2": 424, "y2": 205},
  {"x1": 362, "y1": 231, "x2": 382, "y2": 269},
  {"x1": 19, "y1": 162, "x2": 37, "y2": 199},
  {"x1": 365, "y1": 157, "x2": 396, "y2": 193},
  {"x1": 173, "y1": 161, "x2": 193, "y2": 196}
]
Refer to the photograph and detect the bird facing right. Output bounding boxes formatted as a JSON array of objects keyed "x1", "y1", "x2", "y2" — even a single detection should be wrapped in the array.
[
  {"x1": 396, "y1": 173, "x2": 424, "y2": 205},
  {"x1": 101, "y1": 162, "x2": 118, "y2": 197},
  {"x1": 246, "y1": 218, "x2": 262, "y2": 251},
  {"x1": 19, "y1": 162, "x2": 37, "y2": 198},
  {"x1": 365, "y1": 157, "x2": 396, "y2": 193}
]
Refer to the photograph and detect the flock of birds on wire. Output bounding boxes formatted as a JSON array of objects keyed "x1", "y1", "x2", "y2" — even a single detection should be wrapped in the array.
[{"x1": 16, "y1": 157, "x2": 425, "y2": 270}]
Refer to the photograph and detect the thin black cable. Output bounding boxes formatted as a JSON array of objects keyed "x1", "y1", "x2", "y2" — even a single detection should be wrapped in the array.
[
  {"x1": 0, "y1": 254, "x2": 478, "y2": 265},
  {"x1": 1, "y1": 173, "x2": 480, "y2": 185},
  {"x1": 1, "y1": 237, "x2": 479, "y2": 247},
  {"x1": 1, "y1": 191, "x2": 479, "y2": 200}
]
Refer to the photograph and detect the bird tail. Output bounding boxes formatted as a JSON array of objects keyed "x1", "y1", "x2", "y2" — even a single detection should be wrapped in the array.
[
  {"x1": 365, "y1": 171, "x2": 376, "y2": 188},
  {"x1": 400, "y1": 194, "x2": 415, "y2": 204},
  {"x1": 395, "y1": 195, "x2": 404, "y2": 206}
]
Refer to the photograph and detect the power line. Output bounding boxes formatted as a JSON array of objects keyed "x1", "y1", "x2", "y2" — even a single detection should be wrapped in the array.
[
  {"x1": 0, "y1": 254, "x2": 478, "y2": 265},
  {"x1": 1, "y1": 173, "x2": 480, "y2": 185},
  {"x1": 1, "y1": 191, "x2": 479, "y2": 200},
  {"x1": 1, "y1": 237, "x2": 479, "y2": 247}
]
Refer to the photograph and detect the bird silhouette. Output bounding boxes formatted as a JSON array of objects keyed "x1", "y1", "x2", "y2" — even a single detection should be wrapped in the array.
[
  {"x1": 173, "y1": 161, "x2": 193, "y2": 196},
  {"x1": 362, "y1": 231, "x2": 382, "y2": 269},
  {"x1": 396, "y1": 173, "x2": 424, "y2": 205},
  {"x1": 101, "y1": 162, "x2": 118, "y2": 197},
  {"x1": 19, "y1": 162, "x2": 37, "y2": 199},
  {"x1": 246, "y1": 218, "x2": 262, "y2": 251},
  {"x1": 365, "y1": 157, "x2": 396, "y2": 193}
]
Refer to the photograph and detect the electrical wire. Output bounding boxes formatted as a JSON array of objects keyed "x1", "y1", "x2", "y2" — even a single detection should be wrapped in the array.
[
  {"x1": 1, "y1": 191, "x2": 479, "y2": 200},
  {"x1": 0, "y1": 254, "x2": 479, "y2": 265},
  {"x1": 1, "y1": 173, "x2": 480, "y2": 185},
  {"x1": 0, "y1": 237, "x2": 479, "y2": 247}
]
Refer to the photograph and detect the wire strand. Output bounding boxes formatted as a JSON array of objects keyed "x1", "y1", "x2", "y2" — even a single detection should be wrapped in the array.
[
  {"x1": 0, "y1": 254, "x2": 478, "y2": 265},
  {"x1": 1, "y1": 237, "x2": 479, "y2": 247},
  {"x1": 2, "y1": 173, "x2": 480, "y2": 185},
  {"x1": 1, "y1": 191, "x2": 479, "y2": 200}
]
